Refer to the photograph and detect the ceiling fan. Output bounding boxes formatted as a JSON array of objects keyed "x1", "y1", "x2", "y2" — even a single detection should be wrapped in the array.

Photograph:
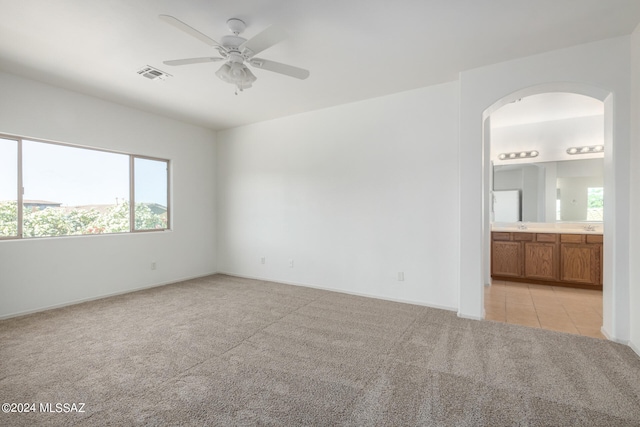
[{"x1": 159, "y1": 15, "x2": 310, "y2": 92}]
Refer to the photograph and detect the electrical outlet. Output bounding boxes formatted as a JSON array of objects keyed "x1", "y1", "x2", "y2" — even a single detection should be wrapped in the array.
[
  {"x1": 261, "y1": 257, "x2": 266, "y2": 264},
  {"x1": 289, "y1": 259, "x2": 294, "y2": 268},
  {"x1": 151, "y1": 261, "x2": 157, "y2": 270},
  {"x1": 398, "y1": 272, "x2": 404, "y2": 281}
]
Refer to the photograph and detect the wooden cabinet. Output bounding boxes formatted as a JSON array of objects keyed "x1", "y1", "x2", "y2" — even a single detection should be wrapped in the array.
[
  {"x1": 492, "y1": 240, "x2": 522, "y2": 277},
  {"x1": 524, "y1": 233, "x2": 559, "y2": 281},
  {"x1": 560, "y1": 234, "x2": 601, "y2": 286},
  {"x1": 491, "y1": 231, "x2": 602, "y2": 289}
]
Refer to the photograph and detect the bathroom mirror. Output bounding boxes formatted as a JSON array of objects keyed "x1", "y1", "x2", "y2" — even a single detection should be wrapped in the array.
[{"x1": 493, "y1": 158, "x2": 603, "y2": 223}]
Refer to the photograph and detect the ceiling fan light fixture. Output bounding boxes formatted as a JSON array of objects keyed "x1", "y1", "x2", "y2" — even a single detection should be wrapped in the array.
[
  {"x1": 215, "y1": 62, "x2": 257, "y2": 91},
  {"x1": 215, "y1": 63, "x2": 233, "y2": 83}
]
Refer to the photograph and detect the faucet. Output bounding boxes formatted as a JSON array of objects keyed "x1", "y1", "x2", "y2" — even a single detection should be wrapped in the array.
[
  {"x1": 583, "y1": 224, "x2": 597, "y2": 232},
  {"x1": 517, "y1": 221, "x2": 528, "y2": 230}
]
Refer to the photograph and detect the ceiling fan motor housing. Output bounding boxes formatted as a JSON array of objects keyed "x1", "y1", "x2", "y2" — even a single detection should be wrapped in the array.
[
  {"x1": 220, "y1": 35, "x2": 246, "y2": 50},
  {"x1": 226, "y1": 18, "x2": 246, "y2": 35}
]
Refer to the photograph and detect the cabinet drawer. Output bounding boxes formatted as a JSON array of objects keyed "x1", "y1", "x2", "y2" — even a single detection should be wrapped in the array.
[
  {"x1": 492, "y1": 232, "x2": 511, "y2": 241},
  {"x1": 513, "y1": 233, "x2": 534, "y2": 241},
  {"x1": 536, "y1": 233, "x2": 558, "y2": 243},
  {"x1": 586, "y1": 234, "x2": 603, "y2": 244},
  {"x1": 561, "y1": 234, "x2": 585, "y2": 243}
]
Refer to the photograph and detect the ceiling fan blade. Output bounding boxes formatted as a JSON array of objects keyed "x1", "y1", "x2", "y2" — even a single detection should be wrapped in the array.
[
  {"x1": 240, "y1": 25, "x2": 288, "y2": 57},
  {"x1": 249, "y1": 58, "x2": 310, "y2": 80},
  {"x1": 163, "y1": 57, "x2": 224, "y2": 66},
  {"x1": 159, "y1": 14, "x2": 222, "y2": 48}
]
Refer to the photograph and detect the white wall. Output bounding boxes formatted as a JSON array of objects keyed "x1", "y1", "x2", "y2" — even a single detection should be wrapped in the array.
[
  {"x1": 629, "y1": 25, "x2": 640, "y2": 356},
  {"x1": 217, "y1": 82, "x2": 460, "y2": 310},
  {"x1": 491, "y1": 115, "x2": 604, "y2": 165},
  {"x1": 0, "y1": 71, "x2": 217, "y2": 318},
  {"x1": 459, "y1": 36, "x2": 632, "y2": 341}
]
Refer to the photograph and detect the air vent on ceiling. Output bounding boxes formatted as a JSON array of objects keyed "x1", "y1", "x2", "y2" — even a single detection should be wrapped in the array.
[{"x1": 137, "y1": 65, "x2": 172, "y2": 81}]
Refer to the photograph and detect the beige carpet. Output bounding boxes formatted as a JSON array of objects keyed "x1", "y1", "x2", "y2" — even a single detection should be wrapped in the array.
[{"x1": 1, "y1": 274, "x2": 639, "y2": 426}]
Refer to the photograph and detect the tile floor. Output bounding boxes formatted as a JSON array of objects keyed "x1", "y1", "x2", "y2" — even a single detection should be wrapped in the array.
[{"x1": 485, "y1": 280, "x2": 605, "y2": 339}]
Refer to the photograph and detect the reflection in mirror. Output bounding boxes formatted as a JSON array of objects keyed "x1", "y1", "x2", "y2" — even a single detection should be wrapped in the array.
[
  {"x1": 493, "y1": 159, "x2": 603, "y2": 222},
  {"x1": 490, "y1": 92, "x2": 605, "y2": 224}
]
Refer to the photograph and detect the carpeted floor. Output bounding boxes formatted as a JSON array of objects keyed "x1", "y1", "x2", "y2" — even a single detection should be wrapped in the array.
[{"x1": 1, "y1": 274, "x2": 639, "y2": 426}]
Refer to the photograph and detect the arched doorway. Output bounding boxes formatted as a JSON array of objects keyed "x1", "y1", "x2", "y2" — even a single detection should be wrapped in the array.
[
  {"x1": 483, "y1": 91, "x2": 606, "y2": 336},
  {"x1": 479, "y1": 83, "x2": 616, "y2": 339}
]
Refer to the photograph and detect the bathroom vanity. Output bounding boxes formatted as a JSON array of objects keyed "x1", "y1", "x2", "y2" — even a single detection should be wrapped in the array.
[{"x1": 491, "y1": 224, "x2": 603, "y2": 289}]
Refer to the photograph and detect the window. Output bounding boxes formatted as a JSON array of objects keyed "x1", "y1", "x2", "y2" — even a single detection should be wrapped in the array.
[
  {"x1": 587, "y1": 187, "x2": 604, "y2": 221},
  {"x1": 0, "y1": 137, "x2": 18, "y2": 238},
  {"x1": 0, "y1": 134, "x2": 170, "y2": 239},
  {"x1": 133, "y1": 157, "x2": 169, "y2": 231}
]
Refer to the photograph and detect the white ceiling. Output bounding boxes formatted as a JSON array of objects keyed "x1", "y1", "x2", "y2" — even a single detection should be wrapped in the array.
[
  {"x1": 490, "y1": 93, "x2": 605, "y2": 164},
  {"x1": 1, "y1": 0, "x2": 639, "y2": 131}
]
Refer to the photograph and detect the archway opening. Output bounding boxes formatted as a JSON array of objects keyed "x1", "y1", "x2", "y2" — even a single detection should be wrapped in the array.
[{"x1": 480, "y1": 85, "x2": 612, "y2": 339}]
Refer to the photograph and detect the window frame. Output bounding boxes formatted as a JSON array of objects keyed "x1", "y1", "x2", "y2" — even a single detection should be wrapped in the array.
[
  {"x1": 130, "y1": 155, "x2": 171, "y2": 233},
  {"x1": 0, "y1": 132, "x2": 171, "y2": 240}
]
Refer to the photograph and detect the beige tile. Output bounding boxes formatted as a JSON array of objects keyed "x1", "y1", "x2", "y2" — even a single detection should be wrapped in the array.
[
  {"x1": 505, "y1": 285, "x2": 531, "y2": 294},
  {"x1": 485, "y1": 298, "x2": 505, "y2": 308},
  {"x1": 506, "y1": 316, "x2": 540, "y2": 328},
  {"x1": 535, "y1": 307, "x2": 570, "y2": 320},
  {"x1": 568, "y1": 314, "x2": 602, "y2": 330},
  {"x1": 484, "y1": 294, "x2": 505, "y2": 303},
  {"x1": 506, "y1": 295, "x2": 535, "y2": 307},
  {"x1": 485, "y1": 311, "x2": 506, "y2": 322},
  {"x1": 484, "y1": 289, "x2": 504, "y2": 297},
  {"x1": 505, "y1": 281, "x2": 529, "y2": 288},
  {"x1": 543, "y1": 323, "x2": 580, "y2": 335},
  {"x1": 561, "y1": 303, "x2": 599, "y2": 315},
  {"x1": 507, "y1": 302, "x2": 537, "y2": 314},
  {"x1": 538, "y1": 317, "x2": 574, "y2": 329},
  {"x1": 536, "y1": 307, "x2": 571, "y2": 322},
  {"x1": 507, "y1": 305, "x2": 538, "y2": 318},
  {"x1": 484, "y1": 301, "x2": 507, "y2": 311},
  {"x1": 528, "y1": 284, "x2": 556, "y2": 294},
  {"x1": 485, "y1": 304, "x2": 506, "y2": 314},
  {"x1": 487, "y1": 281, "x2": 603, "y2": 338},
  {"x1": 568, "y1": 288, "x2": 601, "y2": 296},
  {"x1": 531, "y1": 296, "x2": 563, "y2": 309}
]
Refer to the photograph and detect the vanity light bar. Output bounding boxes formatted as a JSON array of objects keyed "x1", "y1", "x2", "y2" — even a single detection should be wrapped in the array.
[
  {"x1": 497, "y1": 150, "x2": 539, "y2": 161},
  {"x1": 566, "y1": 145, "x2": 604, "y2": 155}
]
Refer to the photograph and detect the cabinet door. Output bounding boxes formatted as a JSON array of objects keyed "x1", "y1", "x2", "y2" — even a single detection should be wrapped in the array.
[
  {"x1": 560, "y1": 243, "x2": 599, "y2": 285},
  {"x1": 524, "y1": 242, "x2": 558, "y2": 281},
  {"x1": 492, "y1": 241, "x2": 522, "y2": 277}
]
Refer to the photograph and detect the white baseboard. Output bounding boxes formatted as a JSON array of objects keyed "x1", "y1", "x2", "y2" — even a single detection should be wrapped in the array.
[
  {"x1": 217, "y1": 271, "x2": 458, "y2": 312},
  {"x1": 629, "y1": 340, "x2": 640, "y2": 358},
  {"x1": 600, "y1": 326, "x2": 633, "y2": 346},
  {"x1": 457, "y1": 311, "x2": 484, "y2": 321},
  {"x1": 0, "y1": 271, "x2": 219, "y2": 320},
  {"x1": 600, "y1": 326, "x2": 613, "y2": 341}
]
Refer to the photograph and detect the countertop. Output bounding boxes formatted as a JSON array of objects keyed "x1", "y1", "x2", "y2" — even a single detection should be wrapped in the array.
[{"x1": 491, "y1": 222, "x2": 603, "y2": 235}]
